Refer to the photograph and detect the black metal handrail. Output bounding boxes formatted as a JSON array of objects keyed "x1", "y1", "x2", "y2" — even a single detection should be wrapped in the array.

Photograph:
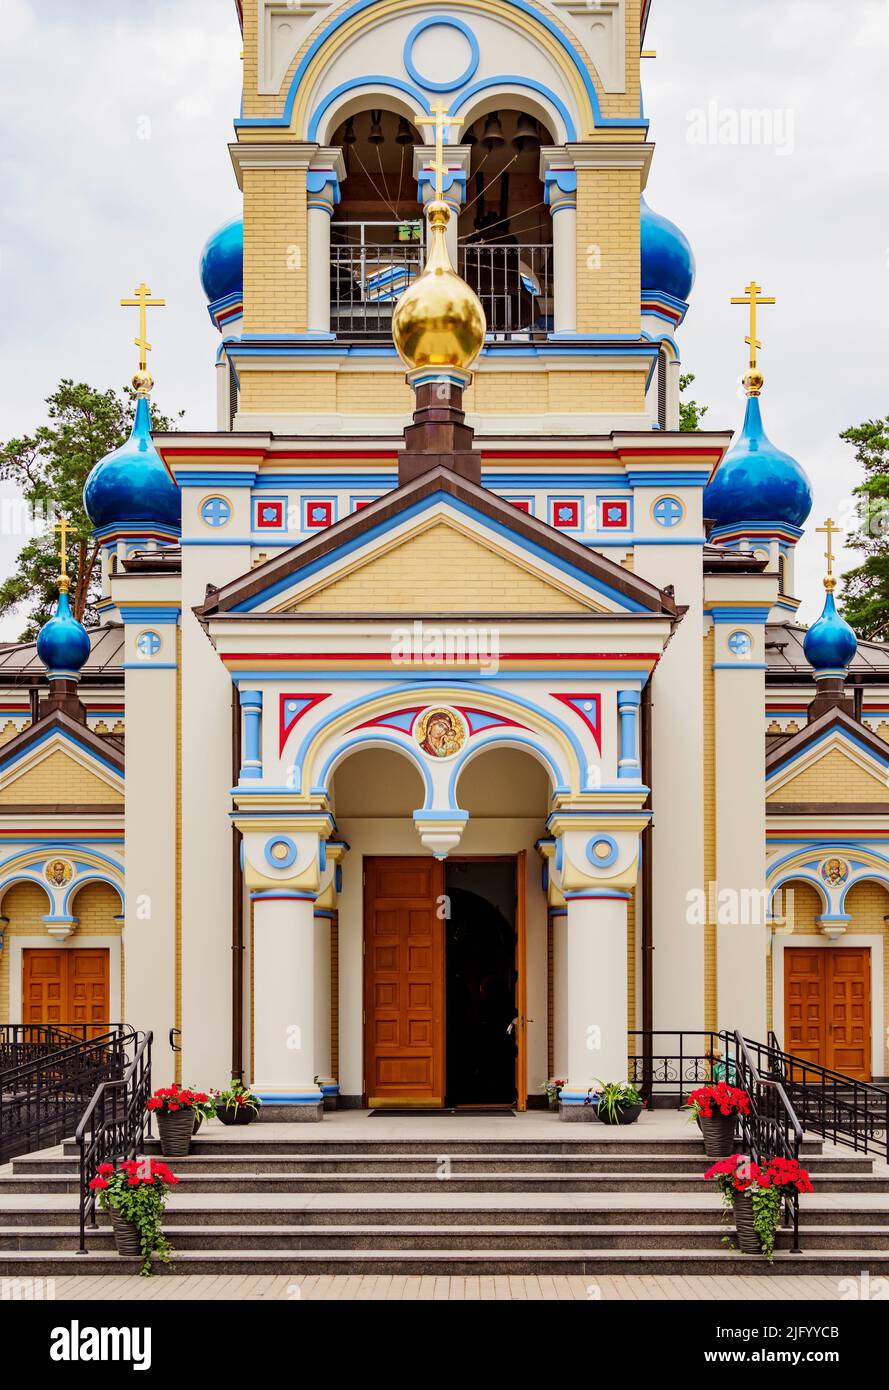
[
  {"x1": 628, "y1": 1030, "x2": 733, "y2": 1103},
  {"x1": 0, "y1": 1023, "x2": 125, "y2": 1072},
  {"x1": 0, "y1": 1026, "x2": 135, "y2": 1164},
  {"x1": 727, "y1": 1031, "x2": 803, "y2": 1253},
  {"x1": 756, "y1": 1032, "x2": 889, "y2": 1160},
  {"x1": 75, "y1": 1031, "x2": 152, "y2": 1253}
]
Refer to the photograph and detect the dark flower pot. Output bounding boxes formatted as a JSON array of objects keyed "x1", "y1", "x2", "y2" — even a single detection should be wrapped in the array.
[
  {"x1": 596, "y1": 1102, "x2": 642, "y2": 1126},
  {"x1": 156, "y1": 1107, "x2": 195, "y2": 1157},
  {"x1": 701, "y1": 1112, "x2": 737, "y2": 1157},
  {"x1": 733, "y1": 1192, "x2": 763, "y2": 1255},
  {"x1": 216, "y1": 1104, "x2": 256, "y2": 1126},
  {"x1": 547, "y1": 1093, "x2": 560, "y2": 1112},
  {"x1": 110, "y1": 1209, "x2": 141, "y2": 1258}
]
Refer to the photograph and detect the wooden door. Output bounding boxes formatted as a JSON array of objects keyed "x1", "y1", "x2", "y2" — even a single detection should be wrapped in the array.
[
  {"x1": 784, "y1": 947, "x2": 871, "y2": 1080},
  {"x1": 364, "y1": 858, "x2": 444, "y2": 1107},
  {"x1": 22, "y1": 949, "x2": 109, "y2": 1035},
  {"x1": 514, "y1": 850, "x2": 527, "y2": 1112}
]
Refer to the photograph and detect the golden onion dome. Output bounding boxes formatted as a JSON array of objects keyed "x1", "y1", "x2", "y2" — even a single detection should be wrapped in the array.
[{"x1": 392, "y1": 201, "x2": 486, "y2": 372}]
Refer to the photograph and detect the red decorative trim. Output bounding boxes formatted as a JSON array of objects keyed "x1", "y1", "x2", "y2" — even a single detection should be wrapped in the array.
[
  {"x1": 352, "y1": 706, "x2": 423, "y2": 735},
  {"x1": 552, "y1": 693, "x2": 603, "y2": 751},
  {"x1": 223, "y1": 652, "x2": 661, "y2": 663},
  {"x1": 278, "y1": 692, "x2": 330, "y2": 755},
  {"x1": 455, "y1": 706, "x2": 530, "y2": 735}
]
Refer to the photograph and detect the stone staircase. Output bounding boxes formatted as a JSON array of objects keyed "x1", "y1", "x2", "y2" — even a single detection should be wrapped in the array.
[{"x1": 2, "y1": 1124, "x2": 889, "y2": 1276}]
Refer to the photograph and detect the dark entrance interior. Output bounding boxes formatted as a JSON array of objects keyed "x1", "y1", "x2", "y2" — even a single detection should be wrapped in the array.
[{"x1": 444, "y1": 858, "x2": 517, "y2": 1106}]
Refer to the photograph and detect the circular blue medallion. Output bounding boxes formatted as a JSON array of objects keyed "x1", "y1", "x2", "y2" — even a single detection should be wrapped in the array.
[
  {"x1": 403, "y1": 17, "x2": 480, "y2": 93},
  {"x1": 136, "y1": 630, "x2": 162, "y2": 658},
  {"x1": 653, "y1": 496, "x2": 684, "y2": 529},
  {"x1": 586, "y1": 835, "x2": 619, "y2": 869},
  {"x1": 265, "y1": 836, "x2": 298, "y2": 870},
  {"x1": 727, "y1": 630, "x2": 753, "y2": 658},
  {"x1": 201, "y1": 495, "x2": 232, "y2": 529}
]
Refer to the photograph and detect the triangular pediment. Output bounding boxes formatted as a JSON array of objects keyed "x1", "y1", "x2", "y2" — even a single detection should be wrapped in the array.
[
  {"x1": 198, "y1": 468, "x2": 674, "y2": 620},
  {"x1": 766, "y1": 710, "x2": 889, "y2": 807},
  {"x1": 0, "y1": 716, "x2": 124, "y2": 808}
]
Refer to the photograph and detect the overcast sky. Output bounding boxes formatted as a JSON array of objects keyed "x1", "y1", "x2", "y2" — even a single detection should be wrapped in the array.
[{"x1": 1, "y1": 0, "x2": 887, "y2": 634}]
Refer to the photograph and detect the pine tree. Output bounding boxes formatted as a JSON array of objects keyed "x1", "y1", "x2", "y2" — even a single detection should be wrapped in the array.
[
  {"x1": 0, "y1": 380, "x2": 181, "y2": 640},
  {"x1": 839, "y1": 415, "x2": 889, "y2": 640}
]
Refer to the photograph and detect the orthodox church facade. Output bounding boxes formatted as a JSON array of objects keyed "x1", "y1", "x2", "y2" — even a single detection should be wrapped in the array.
[{"x1": 1, "y1": 0, "x2": 886, "y2": 1114}]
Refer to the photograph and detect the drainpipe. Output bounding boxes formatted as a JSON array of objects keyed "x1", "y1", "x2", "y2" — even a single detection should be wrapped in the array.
[
  {"x1": 231, "y1": 686, "x2": 244, "y2": 1082},
  {"x1": 641, "y1": 679, "x2": 654, "y2": 1102}
]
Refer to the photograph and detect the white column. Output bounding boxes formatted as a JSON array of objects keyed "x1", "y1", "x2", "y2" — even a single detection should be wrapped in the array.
[
  {"x1": 313, "y1": 907, "x2": 333, "y2": 1084},
  {"x1": 251, "y1": 892, "x2": 323, "y2": 1118},
  {"x1": 541, "y1": 156, "x2": 577, "y2": 335},
  {"x1": 306, "y1": 150, "x2": 345, "y2": 335},
  {"x1": 560, "y1": 894, "x2": 629, "y2": 1099}
]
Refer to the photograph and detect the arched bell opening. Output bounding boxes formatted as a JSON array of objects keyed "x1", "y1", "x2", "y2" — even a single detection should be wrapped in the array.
[
  {"x1": 458, "y1": 108, "x2": 556, "y2": 339},
  {"x1": 329, "y1": 107, "x2": 424, "y2": 339}
]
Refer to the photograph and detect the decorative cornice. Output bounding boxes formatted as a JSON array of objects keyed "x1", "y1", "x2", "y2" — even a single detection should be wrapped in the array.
[{"x1": 228, "y1": 141, "x2": 317, "y2": 189}]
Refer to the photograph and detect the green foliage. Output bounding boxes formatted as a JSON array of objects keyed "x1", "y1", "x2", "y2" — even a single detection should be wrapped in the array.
[
  {"x1": 594, "y1": 1079, "x2": 642, "y2": 1122},
  {"x1": 839, "y1": 415, "x2": 889, "y2": 639},
  {"x1": 749, "y1": 1186, "x2": 783, "y2": 1263},
  {"x1": 0, "y1": 380, "x2": 181, "y2": 640},
  {"x1": 679, "y1": 372, "x2": 708, "y2": 432}
]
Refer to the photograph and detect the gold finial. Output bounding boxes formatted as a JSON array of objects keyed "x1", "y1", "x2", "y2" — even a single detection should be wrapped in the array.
[
  {"x1": 731, "y1": 280, "x2": 776, "y2": 394},
  {"x1": 120, "y1": 282, "x2": 165, "y2": 392},
  {"x1": 53, "y1": 514, "x2": 71, "y2": 594},
  {"x1": 816, "y1": 517, "x2": 842, "y2": 592},
  {"x1": 428, "y1": 102, "x2": 463, "y2": 204},
  {"x1": 391, "y1": 105, "x2": 484, "y2": 372}
]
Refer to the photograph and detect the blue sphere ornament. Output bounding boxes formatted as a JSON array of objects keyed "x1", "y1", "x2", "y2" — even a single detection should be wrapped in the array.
[
  {"x1": 36, "y1": 586, "x2": 91, "y2": 679},
  {"x1": 640, "y1": 195, "x2": 696, "y2": 302},
  {"x1": 83, "y1": 396, "x2": 180, "y2": 531},
  {"x1": 803, "y1": 588, "x2": 857, "y2": 674},
  {"x1": 199, "y1": 217, "x2": 244, "y2": 303},
  {"x1": 704, "y1": 395, "x2": 812, "y2": 530}
]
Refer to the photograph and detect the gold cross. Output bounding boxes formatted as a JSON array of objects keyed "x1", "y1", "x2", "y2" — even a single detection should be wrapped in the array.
[
  {"x1": 120, "y1": 282, "x2": 166, "y2": 373},
  {"x1": 816, "y1": 517, "x2": 842, "y2": 581},
  {"x1": 53, "y1": 515, "x2": 71, "y2": 582},
  {"x1": 428, "y1": 103, "x2": 463, "y2": 203},
  {"x1": 731, "y1": 280, "x2": 776, "y2": 372}
]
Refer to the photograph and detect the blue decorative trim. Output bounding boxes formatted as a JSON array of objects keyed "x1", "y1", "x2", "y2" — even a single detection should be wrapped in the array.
[
  {"x1": 253, "y1": 1092, "x2": 322, "y2": 1104},
  {"x1": 586, "y1": 835, "x2": 619, "y2": 869},
  {"x1": 707, "y1": 606, "x2": 771, "y2": 623},
  {"x1": 448, "y1": 731, "x2": 569, "y2": 801},
  {"x1": 564, "y1": 890, "x2": 632, "y2": 900},
  {"x1": 0, "y1": 726, "x2": 123, "y2": 780},
  {"x1": 119, "y1": 608, "x2": 181, "y2": 624},
  {"x1": 250, "y1": 890, "x2": 316, "y2": 901},
  {"x1": 61, "y1": 874, "x2": 124, "y2": 916},
  {"x1": 403, "y1": 17, "x2": 480, "y2": 92},
  {"x1": 308, "y1": 77, "x2": 432, "y2": 142},
  {"x1": 413, "y1": 809, "x2": 470, "y2": 822},
  {"x1": 314, "y1": 732, "x2": 434, "y2": 804},
  {"x1": 173, "y1": 471, "x2": 258, "y2": 487},
  {"x1": 766, "y1": 724, "x2": 889, "y2": 781},
  {"x1": 624, "y1": 470, "x2": 710, "y2": 488},
  {"x1": 264, "y1": 836, "x2": 298, "y2": 870},
  {"x1": 712, "y1": 662, "x2": 768, "y2": 671}
]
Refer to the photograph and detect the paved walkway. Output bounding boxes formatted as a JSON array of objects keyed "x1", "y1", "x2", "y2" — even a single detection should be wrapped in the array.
[{"x1": 2, "y1": 1273, "x2": 853, "y2": 1300}]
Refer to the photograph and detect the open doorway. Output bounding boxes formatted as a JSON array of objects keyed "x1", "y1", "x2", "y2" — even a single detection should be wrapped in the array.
[{"x1": 444, "y1": 858, "x2": 517, "y2": 1107}]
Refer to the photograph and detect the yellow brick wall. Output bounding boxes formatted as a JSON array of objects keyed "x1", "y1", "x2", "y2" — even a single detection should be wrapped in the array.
[
  {"x1": 69, "y1": 881, "x2": 123, "y2": 935},
  {"x1": 575, "y1": 167, "x2": 641, "y2": 335},
  {"x1": 703, "y1": 627, "x2": 717, "y2": 1029},
  {"x1": 242, "y1": 167, "x2": 307, "y2": 334},
  {"x1": 0, "y1": 749, "x2": 123, "y2": 806},
  {"x1": 780, "y1": 878, "x2": 889, "y2": 1072},
  {"x1": 0, "y1": 881, "x2": 46, "y2": 1023},
  {"x1": 627, "y1": 886, "x2": 635, "y2": 1035},
  {"x1": 285, "y1": 520, "x2": 597, "y2": 612},
  {"x1": 0, "y1": 720, "x2": 26, "y2": 747},
  {"x1": 767, "y1": 747, "x2": 889, "y2": 804},
  {"x1": 239, "y1": 367, "x2": 647, "y2": 418}
]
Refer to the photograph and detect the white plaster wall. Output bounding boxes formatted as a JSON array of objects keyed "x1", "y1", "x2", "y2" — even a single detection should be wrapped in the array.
[{"x1": 633, "y1": 531, "x2": 705, "y2": 1033}]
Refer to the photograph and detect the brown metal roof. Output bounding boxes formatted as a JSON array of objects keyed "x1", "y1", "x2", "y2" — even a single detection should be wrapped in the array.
[
  {"x1": 0, "y1": 624, "x2": 124, "y2": 683},
  {"x1": 766, "y1": 622, "x2": 889, "y2": 679}
]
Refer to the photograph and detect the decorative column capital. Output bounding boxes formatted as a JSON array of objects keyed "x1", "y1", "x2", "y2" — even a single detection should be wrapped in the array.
[
  {"x1": 235, "y1": 812, "x2": 335, "y2": 896},
  {"x1": 546, "y1": 809, "x2": 648, "y2": 896},
  {"x1": 307, "y1": 147, "x2": 347, "y2": 216},
  {"x1": 228, "y1": 140, "x2": 318, "y2": 189},
  {"x1": 414, "y1": 144, "x2": 470, "y2": 213}
]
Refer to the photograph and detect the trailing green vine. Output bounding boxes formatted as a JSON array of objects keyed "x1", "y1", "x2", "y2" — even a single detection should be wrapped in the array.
[{"x1": 90, "y1": 1159, "x2": 180, "y2": 1277}]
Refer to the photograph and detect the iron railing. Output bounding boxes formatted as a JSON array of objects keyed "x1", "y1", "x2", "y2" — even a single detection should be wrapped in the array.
[
  {"x1": 628, "y1": 1030, "x2": 733, "y2": 1104},
  {"x1": 728, "y1": 1030, "x2": 803, "y2": 1253},
  {"x1": 75, "y1": 1030, "x2": 152, "y2": 1254},
  {"x1": 0, "y1": 1024, "x2": 87, "y2": 1070},
  {"x1": 459, "y1": 243, "x2": 553, "y2": 336},
  {"x1": 755, "y1": 1031, "x2": 889, "y2": 1160},
  {"x1": 329, "y1": 240, "x2": 553, "y2": 337},
  {"x1": 0, "y1": 1026, "x2": 135, "y2": 1164}
]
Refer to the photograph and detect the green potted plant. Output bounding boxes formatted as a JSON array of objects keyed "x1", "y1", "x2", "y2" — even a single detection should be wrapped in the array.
[
  {"x1": 146, "y1": 1084, "x2": 215, "y2": 1157},
  {"x1": 89, "y1": 1158, "x2": 180, "y2": 1276},
  {"x1": 541, "y1": 1077, "x2": 567, "y2": 1112},
  {"x1": 686, "y1": 1082, "x2": 750, "y2": 1157},
  {"x1": 594, "y1": 1079, "x2": 644, "y2": 1125},
  {"x1": 212, "y1": 1078, "x2": 262, "y2": 1126},
  {"x1": 705, "y1": 1153, "x2": 814, "y2": 1260}
]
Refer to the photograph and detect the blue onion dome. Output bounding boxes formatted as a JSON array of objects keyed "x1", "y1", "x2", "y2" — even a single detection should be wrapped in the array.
[
  {"x1": 803, "y1": 585, "x2": 857, "y2": 674},
  {"x1": 199, "y1": 217, "x2": 243, "y2": 303},
  {"x1": 36, "y1": 580, "x2": 91, "y2": 680},
  {"x1": 83, "y1": 389, "x2": 180, "y2": 531},
  {"x1": 704, "y1": 390, "x2": 813, "y2": 529},
  {"x1": 640, "y1": 194, "x2": 696, "y2": 301}
]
